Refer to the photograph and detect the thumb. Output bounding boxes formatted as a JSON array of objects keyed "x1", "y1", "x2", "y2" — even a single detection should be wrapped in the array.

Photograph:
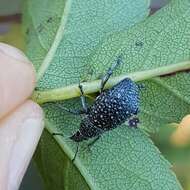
[{"x1": 0, "y1": 101, "x2": 44, "y2": 190}]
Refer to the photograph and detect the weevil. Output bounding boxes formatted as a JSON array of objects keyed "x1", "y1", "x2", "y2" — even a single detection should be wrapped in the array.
[{"x1": 53, "y1": 57, "x2": 142, "y2": 161}]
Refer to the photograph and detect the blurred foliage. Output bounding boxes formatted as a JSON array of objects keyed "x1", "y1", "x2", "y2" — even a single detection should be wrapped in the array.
[
  {"x1": 0, "y1": 22, "x2": 24, "y2": 50},
  {"x1": 0, "y1": 0, "x2": 21, "y2": 16},
  {"x1": 152, "y1": 124, "x2": 190, "y2": 190}
]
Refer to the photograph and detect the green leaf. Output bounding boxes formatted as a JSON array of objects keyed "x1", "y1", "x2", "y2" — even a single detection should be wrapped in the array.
[
  {"x1": 22, "y1": 0, "x2": 186, "y2": 189},
  {"x1": 35, "y1": 121, "x2": 181, "y2": 190},
  {"x1": 23, "y1": 0, "x2": 150, "y2": 86},
  {"x1": 0, "y1": 23, "x2": 24, "y2": 50}
]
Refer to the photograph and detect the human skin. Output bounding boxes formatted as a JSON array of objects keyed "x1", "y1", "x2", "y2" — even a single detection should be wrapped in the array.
[{"x1": 0, "y1": 43, "x2": 44, "y2": 190}]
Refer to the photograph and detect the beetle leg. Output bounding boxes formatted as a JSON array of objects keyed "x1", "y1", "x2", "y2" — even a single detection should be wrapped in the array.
[
  {"x1": 137, "y1": 83, "x2": 145, "y2": 90},
  {"x1": 51, "y1": 102, "x2": 86, "y2": 115},
  {"x1": 87, "y1": 136, "x2": 100, "y2": 148},
  {"x1": 78, "y1": 83, "x2": 88, "y2": 113},
  {"x1": 82, "y1": 136, "x2": 101, "y2": 153},
  {"x1": 100, "y1": 56, "x2": 122, "y2": 92},
  {"x1": 128, "y1": 116, "x2": 139, "y2": 128},
  {"x1": 72, "y1": 142, "x2": 79, "y2": 162},
  {"x1": 52, "y1": 132, "x2": 80, "y2": 163}
]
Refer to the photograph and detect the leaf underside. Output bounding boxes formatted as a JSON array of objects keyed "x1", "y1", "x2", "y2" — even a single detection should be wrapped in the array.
[{"x1": 22, "y1": 0, "x2": 190, "y2": 189}]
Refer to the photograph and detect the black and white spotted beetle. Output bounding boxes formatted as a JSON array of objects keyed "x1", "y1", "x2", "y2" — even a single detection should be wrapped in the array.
[{"x1": 53, "y1": 57, "x2": 141, "y2": 161}]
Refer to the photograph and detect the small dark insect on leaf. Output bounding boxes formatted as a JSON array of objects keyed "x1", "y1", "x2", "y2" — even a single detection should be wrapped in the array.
[
  {"x1": 47, "y1": 17, "x2": 53, "y2": 23},
  {"x1": 135, "y1": 41, "x2": 144, "y2": 47},
  {"x1": 53, "y1": 56, "x2": 142, "y2": 161}
]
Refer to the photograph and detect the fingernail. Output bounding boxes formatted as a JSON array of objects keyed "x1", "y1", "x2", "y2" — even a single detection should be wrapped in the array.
[{"x1": 0, "y1": 42, "x2": 30, "y2": 63}]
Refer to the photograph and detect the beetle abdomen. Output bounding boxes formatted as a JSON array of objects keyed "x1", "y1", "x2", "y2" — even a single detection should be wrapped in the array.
[{"x1": 88, "y1": 78, "x2": 140, "y2": 131}]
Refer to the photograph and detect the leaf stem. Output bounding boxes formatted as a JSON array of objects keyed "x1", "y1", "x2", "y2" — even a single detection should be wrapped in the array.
[{"x1": 32, "y1": 60, "x2": 190, "y2": 104}]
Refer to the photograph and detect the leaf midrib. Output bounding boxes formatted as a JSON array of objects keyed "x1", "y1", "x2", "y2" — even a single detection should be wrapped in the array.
[{"x1": 32, "y1": 60, "x2": 190, "y2": 104}]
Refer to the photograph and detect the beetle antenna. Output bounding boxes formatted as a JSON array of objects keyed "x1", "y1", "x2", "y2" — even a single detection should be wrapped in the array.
[{"x1": 44, "y1": 102, "x2": 84, "y2": 116}]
